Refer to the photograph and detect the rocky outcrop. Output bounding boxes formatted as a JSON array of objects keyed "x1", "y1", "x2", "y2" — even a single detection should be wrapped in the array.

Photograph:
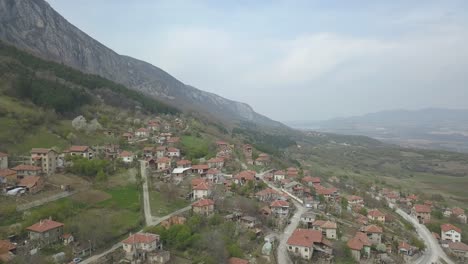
[{"x1": 0, "y1": 0, "x2": 285, "y2": 129}]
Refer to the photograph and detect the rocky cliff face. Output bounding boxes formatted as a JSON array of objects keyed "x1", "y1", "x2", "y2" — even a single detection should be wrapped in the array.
[{"x1": 0, "y1": 0, "x2": 284, "y2": 128}]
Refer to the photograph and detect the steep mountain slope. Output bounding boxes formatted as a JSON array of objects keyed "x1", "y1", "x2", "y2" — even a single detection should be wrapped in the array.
[{"x1": 0, "y1": 0, "x2": 284, "y2": 129}]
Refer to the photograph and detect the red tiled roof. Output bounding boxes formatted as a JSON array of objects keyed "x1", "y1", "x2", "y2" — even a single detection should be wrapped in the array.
[
  {"x1": 287, "y1": 229, "x2": 322, "y2": 247},
  {"x1": 0, "y1": 152, "x2": 7, "y2": 158},
  {"x1": 228, "y1": 257, "x2": 249, "y2": 264},
  {"x1": 119, "y1": 151, "x2": 133, "y2": 157},
  {"x1": 407, "y1": 194, "x2": 418, "y2": 201},
  {"x1": 156, "y1": 146, "x2": 167, "y2": 151},
  {"x1": 156, "y1": 157, "x2": 171, "y2": 163},
  {"x1": 348, "y1": 195, "x2": 363, "y2": 201},
  {"x1": 302, "y1": 176, "x2": 321, "y2": 183},
  {"x1": 192, "y1": 199, "x2": 215, "y2": 207},
  {"x1": 316, "y1": 187, "x2": 335, "y2": 196},
  {"x1": 414, "y1": 204, "x2": 431, "y2": 213},
  {"x1": 122, "y1": 233, "x2": 159, "y2": 244},
  {"x1": 368, "y1": 209, "x2": 385, "y2": 217},
  {"x1": 362, "y1": 224, "x2": 383, "y2": 233},
  {"x1": 192, "y1": 164, "x2": 209, "y2": 170},
  {"x1": 274, "y1": 170, "x2": 285, "y2": 175},
  {"x1": 19, "y1": 176, "x2": 41, "y2": 188},
  {"x1": 321, "y1": 221, "x2": 337, "y2": 229},
  {"x1": 31, "y1": 148, "x2": 53, "y2": 154},
  {"x1": 452, "y1": 207, "x2": 465, "y2": 216},
  {"x1": 68, "y1": 145, "x2": 89, "y2": 152},
  {"x1": 234, "y1": 170, "x2": 256, "y2": 181},
  {"x1": 191, "y1": 178, "x2": 206, "y2": 187},
  {"x1": 448, "y1": 241, "x2": 468, "y2": 252},
  {"x1": 0, "y1": 240, "x2": 15, "y2": 252},
  {"x1": 136, "y1": 128, "x2": 148, "y2": 132},
  {"x1": 441, "y1": 223, "x2": 461, "y2": 234},
  {"x1": 167, "y1": 147, "x2": 179, "y2": 152},
  {"x1": 12, "y1": 164, "x2": 41, "y2": 171},
  {"x1": 27, "y1": 219, "x2": 64, "y2": 233},
  {"x1": 270, "y1": 200, "x2": 289, "y2": 208},
  {"x1": 0, "y1": 169, "x2": 16, "y2": 177},
  {"x1": 206, "y1": 168, "x2": 219, "y2": 175},
  {"x1": 177, "y1": 160, "x2": 191, "y2": 165},
  {"x1": 399, "y1": 241, "x2": 411, "y2": 251},
  {"x1": 348, "y1": 232, "x2": 371, "y2": 251},
  {"x1": 193, "y1": 181, "x2": 211, "y2": 190}
]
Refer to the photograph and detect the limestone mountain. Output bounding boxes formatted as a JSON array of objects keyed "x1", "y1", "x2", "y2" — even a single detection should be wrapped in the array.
[{"x1": 0, "y1": 0, "x2": 284, "y2": 129}]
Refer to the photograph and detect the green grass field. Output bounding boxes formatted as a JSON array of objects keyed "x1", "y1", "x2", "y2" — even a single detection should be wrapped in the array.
[
  {"x1": 181, "y1": 135, "x2": 214, "y2": 160},
  {"x1": 149, "y1": 190, "x2": 190, "y2": 217}
]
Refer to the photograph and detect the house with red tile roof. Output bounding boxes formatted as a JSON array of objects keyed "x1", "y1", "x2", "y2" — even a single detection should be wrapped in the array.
[
  {"x1": 0, "y1": 152, "x2": 7, "y2": 170},
  {"x1": 27, "y1": 218, "x2": 64, "y2": 245},
  {"x1": 135, "y1": 127, "x2": 149, "y2": 138},
  {"x1": 119, "y1": 151, "x2": 134, "y2": 163},
  {"x1": 192, "y1": 181, "x2": 212, "y2": 200},
  {"x1": 18, "y1": 176, "x2": 44, "y2": 194},
  {"x1": 156, "y1": 157, "x2": 171, "y2": 171},
  {"x1": 167, "y1": 137, "x2": 180, "y2": 145},
  {"x1": 64, "y1": 145, "x2": 94, "y2": 160},
  {"x1": 445, "y1": 207, "x2": 467, "y2": 224},
  {"x1": 122, "y1": 233, "x2": 162, "y2": 259},
  {"x1": 286, "y1": 167, "x2": 299, "y2": 178},
  {"x1": 360, "y1": 225, "x2": 383, "y2": 245},
  {"x1": 270, "y1": 200, "x2": 290, "y2": 217},
  {"x1": 11, "y1": 164, "x2": 42, "y2": 178},
  {"x1": 228, "y1": 257, "x2": 249, "y2": 264},
  {"x1": 206, "y1": 157, "x2": 224, "y2": 169},
  {"x1": 441, "y1": 223, "x2": 462, "y2": 242},
  {"x1": 192, "y1": 199, "x2": 215, "y2": 215},
  {"x1": 176, "y1": 159, "x2": 192, "y2": 168},
  {"x1": 122, "y1": 132, "x2": 134, "y2": 142},
  {"x1": 302, "y1": 176, "x2": 320, "y2": 187},
  {"x1": 398, "y1": 241, "x2": 412, "y2": 255},
  {"x1": 447, "y1": 241, "x2": 468, "y2": 258},
  {"x1": 0, "y1": 239, "x2": 16, "y2": 263},
  {"x1": 0, "y1": 169, "x2": 17, "y2": 185},
  {"x1": 167, "y1": 147, "x2": 180, "y2": 158},
  {"x1": 312, "y1": 220, "x2": 337, "y2": 239},
  {"x1": 233, "y1": 170, "x2": 256, "y2": 185},
  {"x1": 206, "y1": 168, "x2": 220, "y2": 182},
  {"x1": 155, "y1": 146, "x2": 167, "y2": 158},
  {"x1": 367, "y1": 209, "x2": 386, "y2": 223},
  {"x1": 347, "y1": 232, "x2": 371, "y2": 261},
  {"x1": 286, "y1": 229, "x2": 332, "y2": 260},
  {"x1": 269, "y1": 171, "x2": 283, "y2": 183},
  {"x1": 412, "y1": 204, "x2": 431, "y2": 224},
  {"x1": 192, "y1": 164, "x2": 209, "y2": 175},
  {"x1": 347, "y1": 195, "x2": 364, "y2": 205}
]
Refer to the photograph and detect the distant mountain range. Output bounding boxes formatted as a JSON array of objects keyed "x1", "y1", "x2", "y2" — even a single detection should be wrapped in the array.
[
  {"x1": 287, "y1": 108, "x2": 468, "y2": 153},
  {"x1": 0, "y1": 0, "x2": 285, "y2": 130}
]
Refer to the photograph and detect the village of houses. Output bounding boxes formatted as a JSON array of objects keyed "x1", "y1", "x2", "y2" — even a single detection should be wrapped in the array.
[{"x1": 0, "y1": 115, "x2": 468, "y2": 264}]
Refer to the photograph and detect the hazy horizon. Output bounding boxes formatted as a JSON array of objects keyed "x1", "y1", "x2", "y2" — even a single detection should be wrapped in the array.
[{"x1": 48, "y1": 0, "x2": 468, "y2": 121}]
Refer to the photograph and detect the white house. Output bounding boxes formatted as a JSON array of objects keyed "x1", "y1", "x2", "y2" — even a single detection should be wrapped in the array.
[
  {"x1": 119, "y1": 151, "x2": 134, "y2": 163},
  {"x1": 167, "y1": 147, "x2": 180, "y2": 158},
  {"x1": 441, "y1": 224, "x2": 462, "y2": 243},
  {"x1": 274, "y1": 170, "x2": 286, "y2": 182}
]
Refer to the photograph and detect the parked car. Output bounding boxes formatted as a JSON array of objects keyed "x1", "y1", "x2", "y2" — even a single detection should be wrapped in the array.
[{"x1": 6, "y1": 187, "x2": 25, "y2": 196}]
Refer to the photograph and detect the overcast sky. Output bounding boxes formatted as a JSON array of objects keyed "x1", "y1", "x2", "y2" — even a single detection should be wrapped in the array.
[{"x1": 47, "y1": 0, "x2": 468, "y2": 121}]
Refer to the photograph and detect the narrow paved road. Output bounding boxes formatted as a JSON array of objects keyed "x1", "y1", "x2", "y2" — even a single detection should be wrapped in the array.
[
  {"x1": 257, "y1": 171, "x2": 306, "y2": 264},
  {"x1": 140, "y1": 160, "x2": 156, "y2": 226},
  {"x1": 395, "y1": 208, "x2": 453, "y2": 264}
]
